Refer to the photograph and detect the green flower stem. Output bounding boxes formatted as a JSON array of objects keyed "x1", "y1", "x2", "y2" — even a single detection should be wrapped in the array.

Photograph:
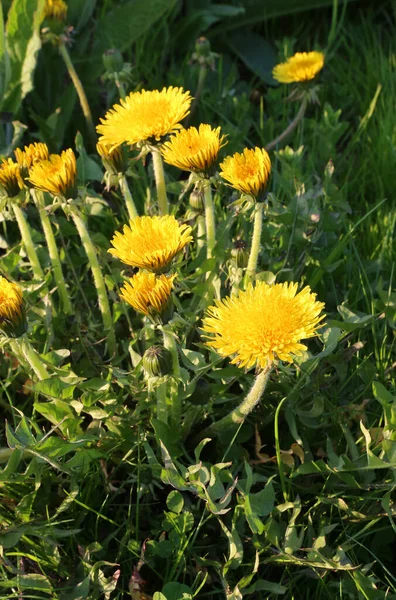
[
  {"x1": 156, "y1": 383, "x2": 168, "y2": 424},
  {"x1": 152, "y1": 150, "x2": 168, "y2": 215},
  {"x1": 118, "y1": 174, "x2": 139, "y2": 220},
  {"x1": 12, "y1": 200, "x2": 44, "y2": 280},
  {"x1": 162, "y1": 325, "x2": 181, "y2": 430},
  {"x1": 32, "y1": 190, "x2": 72, "y2": 314},
  {"x1": 196, "y1": 214, "x2": 205, "y2": 251},
  {"x1": 198, "y1": 364, "x2": 272, "y2": 439},
  {"x1": 9, "y1": 336, "x2": 49, "y2": 380},
  {"x1": 204, "y1": 181, "x2": 215, "y2": 259},
  {"x1": 244, "y1": 202, "x2": 264, "y2": 287},
  {"x1": 265, "y1": 97, "x2": 308, "y2": 152},
  {"x1": 231, "y1": 268, "x2": 243, "y2": 296},
  {"x1": 274, "y1": 396, "x2": 289, "y2": 501},
  {"x1": 186, "y1": 64, "x2": 207, "y2": 125},
  {"x1": 68, "y1": 205, "x2": 116, "y2": 357},
  {"x1": 59, "y1": 42, "x2": 96, "y2": 147},
  {"x1": 114, "y1": 72, "x2": 126, "y2": 100}
]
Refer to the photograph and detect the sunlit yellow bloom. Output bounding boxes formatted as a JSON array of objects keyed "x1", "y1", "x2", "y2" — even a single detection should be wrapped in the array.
[
  {"x1": 96, "y1": 141, "x2": 126, "y2": 174},
  {"x1": 0, "y1": 159, "x2": 23, "y2": 198},
  {"x1": 44, "y1": 0, "x2": 67, "y2": 22},
  {"x1": 97, "y1": 87, "x2": 192, "y2": 149},
  {"x1": 29, "y1": 149, "x2": 77, "y2": 198},
  {"x1": 161, "y1": 124, "x2": 226, "y2": 173},
  {"x1": 220, "y1": 147, "x2": 271, "y2": 198},
  {"x1": 15, "y1": 143, "x2": 49, "y2": 183},
  {"x1": 109, "y1": 215, "x2": 193, "y2": 272},
  {"x1": 120, "y1": 271, "x2": 176, "y2": 316},
  {"x1": 273, "y1": 51, "x2": 325, "y2": 84},
  {"x1": 202, "y1": 281, "x2": 325, "y2": 369},
  {"x1": 0, "y1": 276, "x2": 23, "y2": 327}
]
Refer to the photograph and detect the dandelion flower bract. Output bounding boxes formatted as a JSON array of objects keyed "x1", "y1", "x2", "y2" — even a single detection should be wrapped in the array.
[
  {"x1": 44, "y1": 0, "x2": 67, "y2": 22},
  {"x1": 0, "y1": 159, "x2": 23, "y2": 198},
  {"x1": 96, "y1": 87, "x2": 192, "y2": 149},
  {"x1": 109, "y1": 215, "x2": 193, "y2": 272},
  {"x1": 120, "y1": 272, "x2": 176, "y2": 316},
  {"x1": 202, "y1": 281, "x2": 325, "y2": 369},
  {"x1": 220, "y1": 147, "x2": 271, "y2": 198},
  {"x1": 0, "y1": 277, "x2": 23, "y2": 326},
  {"x1": 161, "y1": 124, "x2": 226, "y2": 173},
  {"x1": 15, "y1": 143, "x2": 49, "y2": 182},
  {"x1": 273, "y1": 51, "x2": 325, "y2": 84},
  {"x1": 29, "y1": 149, "x2": 77, "y2": 198}
]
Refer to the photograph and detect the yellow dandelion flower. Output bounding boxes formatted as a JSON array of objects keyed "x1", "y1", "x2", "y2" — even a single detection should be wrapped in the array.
[
  {"x1": 0, "y1": 276, "x2": 24, "y2": 332},
  {"x1": 161, "y1": 124, "x2": 227, "y2": 174},
  {"x1": 96, "y1": 141, "x2": 126, "y2": 174},
  {"x1": 273, "y1": 51, "x2": 325, "y2": 84},
  {"x1": 15, "y1": 142, "x2": 50, "y2": 183},
  {"x1": 44, "y1": 0, "x2": 67, "y2": 22},
  {"x1": 120, "y1": 271, "x2": 176, "y2": 316},
  {"x1": 0, "y1": 159, "x2": 23, "y2": 198},
  {"x1": 220, "y1": 147, "x2": 271, "y2": 198},
  {"x1": 96, "y1": 87, "x2": 192, "y2": 149},
  {"x1": 29, "y1": 148, "x2": 77, "y2": 198},
  {"x1": 109, "y1": 215, "x2": 193, "y2": 272},
  {"x1": 202, "y1": 281, "x2": 325, "y2": 370}
]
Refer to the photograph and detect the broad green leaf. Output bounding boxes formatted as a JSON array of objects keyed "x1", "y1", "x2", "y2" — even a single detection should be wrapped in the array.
[
  {"x1": 224, "y1": 30, "x2": 277, "y2": 84},
  {"x1": 3, "y1": 0, "x2": 45, "y2": 112},
  {"x1": 94, "y1": 0, "x2": 177, "y2": 54}
]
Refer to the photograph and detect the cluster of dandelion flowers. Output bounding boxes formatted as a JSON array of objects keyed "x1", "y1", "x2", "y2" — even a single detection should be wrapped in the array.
[
  {"x1": 273, "y1": 51, "x2": 325, "y2": 84},
  {"x1": 0, "y1": 276, "x2": 24, "y2": 335},
  {"x1": 109, "y1": 215, "x2": 193, "y2": 272},
  {"x1": 202, "y1": 281, "x2": 325, "y2": 370},
  {"x1": 120, "y1": 272, "x2": 176, "y2": 316},
  {"x1": 220, "y1": 147, "x2": 271, "y2": 199},
  {"x1": 15, "y1": 142, "x2": 49, "y2": 183},
  {"x1": 29, "y1": 149, "x2": 77, "y2": 199},
  {"x1": 44, "y1": 0, "x2": 68, "y2": 22},
  {"x1": 161, "y1": 124, "x2": 227, "y2": 174},
  {"x1": 0, "y1": 159, "x2": 23, "y2": 198},
  {"x1": 97, "y1": 87, "x2": 193, "y2": 150}
]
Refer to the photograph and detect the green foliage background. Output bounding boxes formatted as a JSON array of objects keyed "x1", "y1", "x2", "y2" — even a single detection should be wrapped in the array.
[{"x1": 0, "y1": 0, "x2": 395, "y2": 598}]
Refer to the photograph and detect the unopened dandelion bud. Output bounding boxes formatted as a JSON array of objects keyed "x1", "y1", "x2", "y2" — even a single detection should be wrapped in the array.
[
  {"x1": 189, "y1": 187, "x2": 205, "y2": 211},
  {"x1": 231, "y1": 240, "x2": 249, "y2": 269},
  {"x1": 195, "y1": 37, "x2": 211, "y2": 58},
  {"x1": 44, "y1": 0, "x2": 67, "y2": 22},
  {"x1": 142, "y1": 345, "x2": 172, "y2": 377},
  {"x1": 103, "y1": 49, "x2": 124, "y2": 74},
  {"x1": 0, "y1": 277, "x2": 27, "y2": 338}
]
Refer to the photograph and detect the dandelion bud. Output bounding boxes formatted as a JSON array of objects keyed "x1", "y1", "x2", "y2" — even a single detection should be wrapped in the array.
[
  {"x1": 195, "y1": 37, "x2": 211, "y2": 59},
  {"x1": 189, "y1": 188, "x2": 204, "y2": 211},
  {"x1": 231, "y1": 240, "x2": 249, "y2": 269},
  {"x1": 0, "y1": 277, "x2": 27, "y2": 338},
  {"x1": 142, "y1": 345, "x2": 172, "y2": 377},
  {"x1": 103, "y1": 49, "x2": 124, "y2": 74}
]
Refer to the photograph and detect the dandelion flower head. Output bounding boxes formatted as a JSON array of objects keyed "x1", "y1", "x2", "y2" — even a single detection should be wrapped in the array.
[
  {"x1": 120, "y1": 272, "x2": 176, "y2": 316},
  {"x1": 109, "y1": 215, "x2": 193, "y2": 272},
  {"x1": 15, "y1": 143, "x2": 49, "y2": 182},
  {"x1": 273, "y1": 51, "x2": 325, "y2": 84},
  {"x1": 97, "y1": 87, "x2": 192, "y2": 150},
  {"x1": 202, "y1": 281, "x2": 325, "y2": 370},
  {"x1": 0, "y1": 159, "x2": 23, "y2": 198},
  {"x1": 220, "y1": 147, "x2": 271, "y2": 198},
  {"x1": 0, "y1": 276, "x2": 23, "y2": 325},
  {"x1": 29, "y1": 148, "x2": 77, "y2": 198},
  {"x1": 161, "y1": 124, "x2": 226, "y2": 173},
  {"x1": 44, "y1": 0, "x2": 68, "y2": 22}
]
